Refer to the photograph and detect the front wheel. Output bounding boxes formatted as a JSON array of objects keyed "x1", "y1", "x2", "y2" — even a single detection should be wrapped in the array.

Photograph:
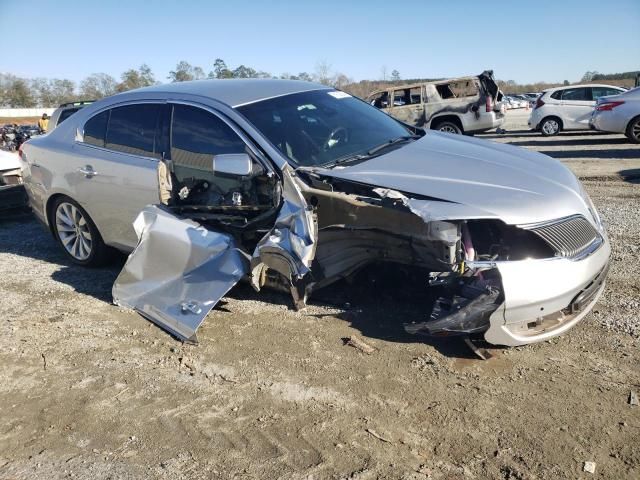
[
  {"x1": 625, "y1": 116, "x2": 640, "y2": 143},
  {"x1": 540, "y1": 117, "x2": 561, "y2": 136},
  {"x1": 435, "y1": 121, "x2": 462, "y2": 135},
  {"x1": 52, "y1": 197, "x2": 109, "y2": 266}
]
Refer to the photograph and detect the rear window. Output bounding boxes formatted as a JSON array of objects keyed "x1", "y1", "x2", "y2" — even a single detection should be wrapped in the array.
[
  {"x1": 105, "y1": 104, "x2": 161, "y2": 158},
  {"x1": 57, "y1": 108, "x2": 80, "y2": 125},
  {"x1": 83, "y1": 110, "x2": 109, "y2": 147},
  {"x1": 436, "y1": 80, "x2": 478, "y2": 99}
]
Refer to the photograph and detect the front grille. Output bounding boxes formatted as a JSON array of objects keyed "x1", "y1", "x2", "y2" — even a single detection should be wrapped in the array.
[{"x1": 523, "y1": 215, "x2": 600, "y2": 259}]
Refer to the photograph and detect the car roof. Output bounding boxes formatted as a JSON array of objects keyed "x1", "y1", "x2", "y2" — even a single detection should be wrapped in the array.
[
  {"x1": 366, "y1": 75, "x2": 480, "y2": 97},
  {"x1": 127, "y1": 79, "x2": 330, "y2": 107},
  {"x1": 543, "y1": 83, "x2": 625, "y2": 93}
]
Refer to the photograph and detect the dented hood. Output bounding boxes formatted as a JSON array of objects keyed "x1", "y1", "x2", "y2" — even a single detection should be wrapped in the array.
[{"x1": 321, "y1": 132, "x2": 592, "y2": 225}]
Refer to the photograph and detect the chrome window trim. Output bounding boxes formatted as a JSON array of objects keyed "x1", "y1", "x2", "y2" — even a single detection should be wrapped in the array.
[{"x1": 76, "y1": 99, "x2": 166, "y2": 164}]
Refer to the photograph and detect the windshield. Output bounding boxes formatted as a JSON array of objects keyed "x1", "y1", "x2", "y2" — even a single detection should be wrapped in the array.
[{"x1": 236, "y1": 89, "x2": 413, "y2": 167}]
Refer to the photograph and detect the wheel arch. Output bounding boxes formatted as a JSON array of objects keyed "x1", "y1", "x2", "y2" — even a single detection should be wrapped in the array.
[
  {"x1": 430, "y1": 115, "x2": 464, "y2": 133},
  {"x1": 625, "y1": 114, "x2": 640, "y2": 141}
]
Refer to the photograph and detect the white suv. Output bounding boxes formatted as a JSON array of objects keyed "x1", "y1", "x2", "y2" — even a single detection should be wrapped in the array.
[{"x1": 528, "y1": 84, "x2": 626, "y2": 136}]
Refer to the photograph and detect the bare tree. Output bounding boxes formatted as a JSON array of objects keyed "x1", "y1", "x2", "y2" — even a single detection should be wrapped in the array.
[
  {"x1": 314, "y1": 60, "x2": 333, "y2": 86},
  {"x1": 193, "y1": 66, "x2": 206, "y2": 80},
  {"x1": 380, "y1": 65, "x2": 388, "y2": 81},
  {"x1": 49, "y1": 79, "x2": 76, "y2": 105},
  {"x1": 80, "y1": 73, "x2": 117, "y2": 99}
]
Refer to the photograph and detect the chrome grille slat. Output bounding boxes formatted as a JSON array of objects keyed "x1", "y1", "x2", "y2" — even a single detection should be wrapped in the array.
[{"x1": 524, "y1": 215, "x2": 600, "y2": 259}]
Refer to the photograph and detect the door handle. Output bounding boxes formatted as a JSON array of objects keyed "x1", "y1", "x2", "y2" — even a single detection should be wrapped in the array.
[{"x1": 78, "y1": 165, "x2": 98, "y2": 178}]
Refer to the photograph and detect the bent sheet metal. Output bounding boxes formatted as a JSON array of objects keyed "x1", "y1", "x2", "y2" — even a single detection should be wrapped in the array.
[{"x1": 112, "y1": 205, "x2": 247, "y2": 343}]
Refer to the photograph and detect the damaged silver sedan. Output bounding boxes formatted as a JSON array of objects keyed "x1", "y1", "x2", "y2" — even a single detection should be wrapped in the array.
[{"x1": 21, "y1": 79, "x2": 610, "y2": 346}]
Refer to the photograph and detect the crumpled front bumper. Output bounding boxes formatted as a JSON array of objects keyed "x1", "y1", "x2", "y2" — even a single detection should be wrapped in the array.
[{"x1": 484, "y1": 235, "x2": 610, "y2": 346}]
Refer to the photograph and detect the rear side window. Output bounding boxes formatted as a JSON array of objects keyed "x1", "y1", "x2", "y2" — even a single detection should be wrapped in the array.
[
  {"x1": 392, "y1": 87, "x2": 422, "y2": 106},
  {"x1": 83, "y1": 110, "x2": 109, "y2": 147},
  {"x1": 592, "y1": 87, "x2": 623, "y2": 100},
  {"x1": 170, "y1": 104, "x2": 245, "y2": 171},
  {"x1": 105, "y1": 104, "x2": 161, "y2": 158},
  {"x1": 561, "y1": 88, "x2": 590, "y2": 101},
  {"x1": 550, "y1": 90, "x2": 563, "y2": 100},
  {"x1": 58, "y1": 108, "x2": 80, "y2": 125},
  {"x1": 436, "y1": 80, "x2": 478, "y2": 100}
]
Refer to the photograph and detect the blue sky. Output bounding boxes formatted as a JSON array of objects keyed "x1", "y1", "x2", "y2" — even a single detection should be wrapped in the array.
[{"x1": 1, "y1": 0, "x2": 638, "y2": 84}]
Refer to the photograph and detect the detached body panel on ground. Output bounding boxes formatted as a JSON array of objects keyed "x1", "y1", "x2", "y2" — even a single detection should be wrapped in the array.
[{"x1": 21, "y1": 79, "x2": 610, "y2": 347}]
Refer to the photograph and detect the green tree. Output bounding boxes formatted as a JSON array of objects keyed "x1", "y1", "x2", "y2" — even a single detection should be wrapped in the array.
[
  {"x1": 117, "y1": 65, "x2": 156, "y2": 92},
  {"x1": 391, "y1": 70, "x2": 400, "y2": 81},
  {"x1": 211, "y1": 58, "x2": 233, "y2": 79},
  {"x1": 168, "y1": 61, "x2": 196, "y2": 82},
  {"x1": 7, "y1": 78, "x2": 36, "y2": 107}
]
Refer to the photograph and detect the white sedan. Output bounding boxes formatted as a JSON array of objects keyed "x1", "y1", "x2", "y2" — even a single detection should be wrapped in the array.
[{"x1": 590, "y1": 87, "x2": 640, "y2": 143}]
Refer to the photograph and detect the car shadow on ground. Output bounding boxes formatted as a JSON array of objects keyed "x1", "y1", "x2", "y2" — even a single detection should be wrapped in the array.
[
  {"x1": 2, "y1": 215, "x2": 494, "y2": 360},
  {"x1": 224, "y1": 267, "x2": 492, "y2": 360},
  {"x1": 507, "y1": 137, "x2": 630, "y2": 147},
  {"x1": 538, "y1": 148, "x2": 640, "y2": 160},
  {"x1": 479, "y1": 130, "x2": 614, "y2": 140},
  {"x1": 619, "y1": 169, "x2": 640, "y2": 184},
  {"x1": 0, "y1": 214, "x2": 124, "y2": 302}
]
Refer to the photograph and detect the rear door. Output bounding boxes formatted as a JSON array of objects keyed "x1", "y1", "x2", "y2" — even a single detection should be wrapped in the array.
[
  {"x1": 389, "y1": 86, "x2": 424, "y2": 125},
  {"x1": 73, "y1": 103, "x2": 164, "y2": 249},
  {"x1": 559, "y1": 87, "x2": 593, "y2": 129}
]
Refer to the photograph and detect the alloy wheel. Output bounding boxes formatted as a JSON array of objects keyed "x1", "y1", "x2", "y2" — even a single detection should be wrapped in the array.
[
  {"x1": 632, "y1": 120, "x2": 640, "y2": 141},
  {"x1": 542, "y1": 119, "x2": 559, "y2": 135},
  {"x1": 55, "y1": 202, "x2": 93, "y2": 261},
  {"x1": 438, "y1": 124, "x2": 461, "y2": 134}
]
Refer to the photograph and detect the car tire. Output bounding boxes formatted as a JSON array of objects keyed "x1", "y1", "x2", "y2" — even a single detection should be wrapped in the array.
[
  {"x1": 625, "y1": 116, "x2": 640, "y2": 144},
  {"x1": 540, "y1": 117, "x2": 561, "y2": 136},
  {"x1": 51, "y1": 196, "x2": 109, "y2": 267},
  {"x1": 434, "y1": 121, "x2": 463, "y2": 135}
]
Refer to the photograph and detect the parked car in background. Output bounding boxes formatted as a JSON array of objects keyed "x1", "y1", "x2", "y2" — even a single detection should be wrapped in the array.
[
  {"x1": 21, "y1": 79, "x2": 608, "y2": 347},
  {"x1": 367, "y1": 71, "x2": 504, "y2": 135},
  {"x1": 508, "y1": 95, "x2": 529, "y2": 108},
  {"x1": 590, "y1": 87, "x2": 640, "y2": 143},
  {"x1": 528, "y1": 84, "x2": 626, "y2": 136},
  {"x1": 48, "y1": 100, "x2": 94, "y2": 131},
  {"x1": 0, "y1": 149, "x2": 28, "y2": 211}
]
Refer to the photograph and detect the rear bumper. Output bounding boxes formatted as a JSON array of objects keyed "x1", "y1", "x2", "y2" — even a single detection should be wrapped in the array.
[
  {"x1": 466, "y1": 112, "x2": 505, "y2": 133},
  {"x1": 589, "y1": 112, "x2": 626, "y2": 134},
  {"x1": 484, "y1": 235, "x2": 610, "y2": 346}
]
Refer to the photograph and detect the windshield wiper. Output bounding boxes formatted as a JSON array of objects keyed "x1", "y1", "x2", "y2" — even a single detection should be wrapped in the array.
[{"x1": 323, "y1": 135, "x2": 420, "y2": 168}]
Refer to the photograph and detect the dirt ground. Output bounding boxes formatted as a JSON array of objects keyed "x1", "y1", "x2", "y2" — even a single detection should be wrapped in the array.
[{"x1": 1, "y1": 117, "x2": 639, "y2": 479}]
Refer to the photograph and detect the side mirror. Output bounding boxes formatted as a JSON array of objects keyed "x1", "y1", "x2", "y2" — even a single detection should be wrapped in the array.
[{"x1": 211, "y1": 153, "x2": 253, "y2": 176}]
